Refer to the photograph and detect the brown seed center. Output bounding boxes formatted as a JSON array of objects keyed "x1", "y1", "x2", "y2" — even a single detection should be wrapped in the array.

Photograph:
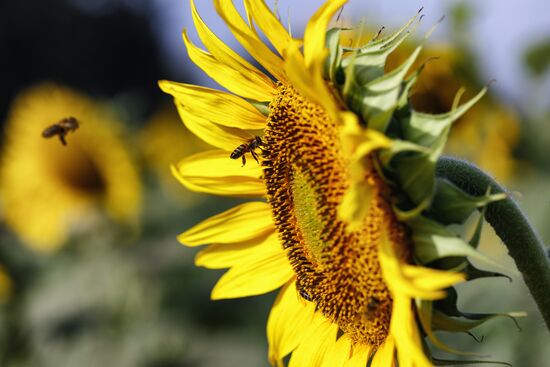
[{"x1": 262, "y1": 83, "x2": 409, "y2": 347}]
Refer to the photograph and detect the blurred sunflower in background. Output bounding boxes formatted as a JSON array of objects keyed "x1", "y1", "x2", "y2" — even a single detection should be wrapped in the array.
[
  {"x1": 161, "y1": 1, "x2": 519, "y2": 366},
  {"x1": 139, "y1": 106, "x2": 209, "y2": 202},
  {"x1": 387, "y1": 44, "x2": 521, "y2": 183},
  {"x1": 0, "y1": 266, "x2": 11, "y2": 303},
  {"x1": 0, "y1": 84, "x2": 142, "y2": 253}
]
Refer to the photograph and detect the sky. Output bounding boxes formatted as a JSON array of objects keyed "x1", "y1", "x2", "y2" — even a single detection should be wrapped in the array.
[{"x1": 151, "y1": 0, "x2": 550, "y2": 107}]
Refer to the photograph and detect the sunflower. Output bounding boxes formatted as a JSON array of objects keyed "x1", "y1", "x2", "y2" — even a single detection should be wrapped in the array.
[
  {"x1": 0, "y1": 84, "x2": 142, "y2": 252},
  {"x1": 160, "y1": 1, "x2": 514, "y2": 365}
]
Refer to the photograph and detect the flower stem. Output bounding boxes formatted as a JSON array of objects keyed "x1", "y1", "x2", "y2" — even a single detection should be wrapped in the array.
[{"x1": 436, "y1": 156, "x2": 550, "y2": 331}]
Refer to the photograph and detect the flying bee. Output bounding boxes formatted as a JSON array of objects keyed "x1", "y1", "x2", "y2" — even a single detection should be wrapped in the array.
[
  {"x1": 230, "y1": 136, "x2": 262, "y2": 167},
  {"x1": 41, "y1": 117, "x2": 79, "y2": 146}
]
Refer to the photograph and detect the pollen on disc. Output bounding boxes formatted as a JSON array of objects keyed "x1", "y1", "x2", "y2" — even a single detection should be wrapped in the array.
[{"x1": 261, "y1": 83, "x2": 411, "y2": 347}]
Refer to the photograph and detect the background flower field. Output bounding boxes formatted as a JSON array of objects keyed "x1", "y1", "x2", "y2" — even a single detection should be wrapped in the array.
[{"x1": 1, "y1": 0, "x2": 549, "y2": 366}]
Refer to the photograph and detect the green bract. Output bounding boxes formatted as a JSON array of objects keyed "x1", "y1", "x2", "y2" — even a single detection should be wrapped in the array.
[{"x1": 326, "y1": 12, "x2": 520, "y2": 362}]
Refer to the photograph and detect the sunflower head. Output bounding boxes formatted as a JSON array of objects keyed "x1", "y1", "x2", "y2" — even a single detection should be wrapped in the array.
[
  {"x1": 161, "y1": 1, "x2": 518, "y2": 366},
  {"x1": 0, "y1": 84, "x2": 142, "y2": 252}
]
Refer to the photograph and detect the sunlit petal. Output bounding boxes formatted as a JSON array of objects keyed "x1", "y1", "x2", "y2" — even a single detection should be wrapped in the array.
[
  {"x1": 182, "y1": 30, "x2": 273, "y2": 101},
  {"x1": 213, "y1": 0, "x2": 287, "y2": 82},
  {"x1": 178, "y1": 201, "x2": 274, "y2": 247},
  {"x1": 160, "y1": 80, "x2": 266, "y2": 130},
  {"x1": 172, "y1": 150, "x2": 264, "y2": 197}
]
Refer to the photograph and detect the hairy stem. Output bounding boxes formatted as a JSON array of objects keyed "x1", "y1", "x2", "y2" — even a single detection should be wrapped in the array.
[{"x1": 436, "y1": 156, "x2": 550, "y2": 330}]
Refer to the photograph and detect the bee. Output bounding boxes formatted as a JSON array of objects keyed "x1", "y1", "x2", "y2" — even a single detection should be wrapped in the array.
[
  {"x1": 41, "y1": 117, "x2": 79, "y2": 146},
  {"x1": 366, "y1": 296, "x2": 380, "y2": 312},
  {"x1": 299, "y1": 289, "x2": 313, "y2": 302},
  {"x1": 230, "y1": 136, "x2": 263, "y2": 166}
]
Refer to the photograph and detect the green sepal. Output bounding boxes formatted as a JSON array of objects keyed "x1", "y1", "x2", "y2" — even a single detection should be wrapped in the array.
[
  {"x1": 410, "y1": 217, "x2": 505, "y2": 270},
  {"x1": 429, "y1": 256, "x2": 512, "y2": 282},
  {"x1": 340, "y1": 10, "x2": 421, "y2": 85},
  {"x1": 433, "y1": 358, "x2": 511, "y2": 366},
  {"x1": 468, "y1": 203, "x2": 486, "y2": 249},
  {"x1": 433, "y1": 287, "x2": 524, "y2": 332},
  {"x1": 350, "y1": 43, "x2": 423, "y2": 132},
  {"x1": 396, "y1": 63, "x2": 425, "y2": 112},
  {"x1": 325, "y1": 27, "x2": 345, "y2": 84},
  {"x1": 379, "y1": 139, "x2": 434, "y2": 215},
  {"x1": 464, "y1": 261, "x2": 512, "y2": 282},
  {"x1": 379, "y1": 139, "x2": 431, "y2": 166},
  {"x1": 417, "y1": 299, "x2": 483, "y2": 356},
  {"x1": 428, "y1": 178, "x2": 507, "y2": 225},
  {"x1": 388, "y1": 149, "x2": 436, "y2": 207},
  {"x1": 333, "y1": 11, "x2": 424, "y2": 133},
  {"x1": 400, "y1": 87, "x2": 487, "y2": 150},
  {"x1": 248, "y1": 100, "x2": 270, "y2": 116}
]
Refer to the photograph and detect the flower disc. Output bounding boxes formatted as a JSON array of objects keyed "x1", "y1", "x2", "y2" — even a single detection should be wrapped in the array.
[{"x1": 263, "y1": 83, "x2": 410, "y2": 347}]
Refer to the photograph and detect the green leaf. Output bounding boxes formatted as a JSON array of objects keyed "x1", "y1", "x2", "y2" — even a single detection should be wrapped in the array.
[
  {"x1": 428, "y1": 178, "x2": 506, "y2": 225},
  {"x1": 410, "y1": 217, "x2": 505, "y2": 270}
]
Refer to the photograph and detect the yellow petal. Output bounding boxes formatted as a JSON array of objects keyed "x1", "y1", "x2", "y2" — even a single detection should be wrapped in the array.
[
  {"x1": 370, "y1": 337, "x2": 395, "y2": 367},
  {"x1": 344, "y1": 344, "x2": 371, "y2": 367},
  {"x1": 267, "y1": 280, "x2": 317, "y2": 365},
  {"x1": 403, "y1": 265, "x2": 465, "y2": 293},
  {"x1": 172, "y1": 150, "x2": 265, "y2": 197},
  {"x1": 320, "y1": 335, "x2": 352, "y2": 367},
  {"x1": 283, "y1": 40, "x2": 338, "y2": 118},
  {"x1": 416, "y1": 300, "x2": 476, "y2": 356},
  {"x1": 390, "y1": 294, "x2": 432, "y2": 367},
  {"x1": 178, "y1": 201, "x2": 274, "y2": 247},
  {"x1": 338, "y1": 116, "x2": 392, "y2": 228},
  {"x1": 378, "y1": 226, "x2": 464, "y2": 299},
  {"x1": 303, "y1": 0, "x2": 348, "y2": 67},
  {"x1": 213, "y1": 0, "x2": 287, "y2": 82},
  {"x1": 159, "y1": 81, "x2": 267, "y2": 130},
  {"x1": 196, "y1": 231, "x2": 279, "y2": 269},
  {"x1": 175, "y1": 102, "x2": 254, "y2": 151},
  {"x1": 182, "y1": 30, "x2": 272, "y2": 101},
  {"x1": 243, "y1": 0, "x2": 292, "y2": 55},
  {"x1": 288, "y1": 319, "x2": 338, "y2": 367},
  {"x1": 340, "y1": 113, "x2": 392, "y2": 160},
  {"x1": 211, "y1": 245, "x2": 293, "y2": 299},
  {"x1": 190, "y1": 0, "x2": 276, "y2": 99}
]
